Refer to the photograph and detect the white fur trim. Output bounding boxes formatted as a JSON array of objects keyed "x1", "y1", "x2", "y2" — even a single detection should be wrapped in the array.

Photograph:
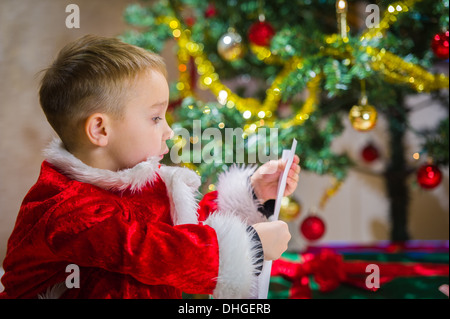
[
  {"x1": 44, "y1": 138, "x2": 201, "y2": 225},
  {"x1": 158, "y1": 166, "x2": 201, "y2": 225},
  {"x1": 216, "y1": 164, "x2": 266, "y2": 225},
  {"x1": 204, "y1": 212, "x2": 261, "y2": 299},
  {"x1": 43, "y1": 138, "x2": 160, "y2": 192},
  {"x1": 37, "y1": 282, "x2": 67, "y2": 299}
]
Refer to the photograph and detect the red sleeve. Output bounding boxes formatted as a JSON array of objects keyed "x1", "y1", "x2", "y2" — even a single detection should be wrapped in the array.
[
  {"x1": 44, "y1": 196, "x2": 219, "y2": 295},
  {"x1": 197, "y1": 191, "x2": 219, "y2": 222}
]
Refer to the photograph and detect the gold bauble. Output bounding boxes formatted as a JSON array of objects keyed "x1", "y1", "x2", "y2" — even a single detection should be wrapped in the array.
[
  {"x1": 217, "y1": 28, "x2": 245, "y2": 61},
  {"x1": 349, "y1": 102, "x2": 377, "y2": 131},
  {"x1": 279, "y1": 197, "x2": 301, "y2": 222}
]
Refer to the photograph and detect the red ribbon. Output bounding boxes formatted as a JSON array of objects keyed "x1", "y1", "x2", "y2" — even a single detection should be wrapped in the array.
[{"x1": 271, "y1": 249, "x2": 449, "y2": 299}]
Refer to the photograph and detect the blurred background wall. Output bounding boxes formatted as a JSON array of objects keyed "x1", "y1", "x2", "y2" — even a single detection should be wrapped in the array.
[
  {"x1": 0, "y1": 0, "x2": 142, "y2": 268},
  {"x1": 0, "y1": 0, "x2": 448, "y2": 280}
]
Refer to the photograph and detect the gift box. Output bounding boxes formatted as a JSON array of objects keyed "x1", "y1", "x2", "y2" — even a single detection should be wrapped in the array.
[{"x1": 269, "y1": 240, "x2": 449, "y2": 299}]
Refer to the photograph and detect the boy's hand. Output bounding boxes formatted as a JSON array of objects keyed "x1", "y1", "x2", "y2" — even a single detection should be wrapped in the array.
[
  {"x1": 252, "y1": 221, "x2": 291, "y2": 260},
  {"x1": 250, "y1": 155, "x2": 301, "y2": 203}
]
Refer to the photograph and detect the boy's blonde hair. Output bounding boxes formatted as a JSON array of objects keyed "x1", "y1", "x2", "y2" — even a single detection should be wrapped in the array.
[{"x1": 39, "y1": 34, "x2": 167, "y2": 150}]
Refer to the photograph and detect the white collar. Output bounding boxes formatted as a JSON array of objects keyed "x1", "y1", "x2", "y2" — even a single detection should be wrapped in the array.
[
  {"x1": 43, "y1": 138, "x2": 202, "y2": 225},
  {"x1": 43, "y1": 138, "x2": 160, "y2": 192}
]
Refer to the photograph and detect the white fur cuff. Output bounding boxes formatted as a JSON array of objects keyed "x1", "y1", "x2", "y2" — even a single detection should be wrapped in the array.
[
  {"x1": 216, "y1": 165, "x2": 266, "y2": 225},
  {"x1": 204, "y1": 212, "x2": 261, "y2": 299}
]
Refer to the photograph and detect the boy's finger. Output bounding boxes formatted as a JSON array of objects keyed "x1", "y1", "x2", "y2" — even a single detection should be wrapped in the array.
[
  {"x1": 289, "y1": 163, "x2": 300, "y2": 175},
  {"x1": 278, "y1": 159, "x2": 286, "y2": 171},
  {"x1": 261, "y1": 159, "x2": 284, "y2": 175},
  {"x1": 284, "y1": 181, "x2": 298, "y2": 195},
  {"x1": 287, "y1": 171, "x2": 299, "y2": 182}
]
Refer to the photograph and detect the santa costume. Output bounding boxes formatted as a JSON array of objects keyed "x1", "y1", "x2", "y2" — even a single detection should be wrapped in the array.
[{"x1": 0, "y1": 139, "x2": 269, "y2": 299}]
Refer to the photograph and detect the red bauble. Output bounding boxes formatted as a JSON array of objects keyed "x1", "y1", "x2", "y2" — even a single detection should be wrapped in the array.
[
  {"x1": 185, "y1": 16, "x2": 196, "y2": 27},
  {"x1": 248, "y1": 21, "x2": 275, "y2": 47},
  {"x1": 417, "y1": 164, "x2": 442, "y2": 189},
  {"x1": 361, "y1": 143, "x2": 379, "y2": 163},
  {"x1": 431, "y1": 31, "x2": 449, "y2": 59},
  {"x1": 300, "y1": 215, "x2": 326, "y2": 241},
  {"x1": 205, "y1": 3, "x2": 216, "y2": 18}
]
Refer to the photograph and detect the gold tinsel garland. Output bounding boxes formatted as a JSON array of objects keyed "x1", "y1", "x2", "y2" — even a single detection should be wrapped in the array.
[
  {"x1": 156, "y1": 0, "x2": 448, "y2": 209},
  {"x1": 159, "y1": 0, "x2": 448, "y2": 124},
  {"x1": 361, "y1": 0, "x2": 420, "y2": 41}
]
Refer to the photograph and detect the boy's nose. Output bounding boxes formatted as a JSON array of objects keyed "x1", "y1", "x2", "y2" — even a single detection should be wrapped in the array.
[{"x1": 164, "y1": 123, "x2": 174, "y2": 141}]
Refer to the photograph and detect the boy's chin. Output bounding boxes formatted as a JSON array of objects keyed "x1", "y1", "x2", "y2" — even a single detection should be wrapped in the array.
[{"x1": 145, "y1": 155, "x2": 164, "y2": 162}]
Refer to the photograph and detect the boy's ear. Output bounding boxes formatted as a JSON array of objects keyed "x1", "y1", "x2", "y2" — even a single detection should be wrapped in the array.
[{"x1": 85, "y1": 113, "x2": 109, "y2": 147}]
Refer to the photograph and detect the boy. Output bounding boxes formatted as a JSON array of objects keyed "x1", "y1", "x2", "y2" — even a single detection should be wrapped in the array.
[{"x1": 0, "y1": 35, "x2": 300, "y2": 299}]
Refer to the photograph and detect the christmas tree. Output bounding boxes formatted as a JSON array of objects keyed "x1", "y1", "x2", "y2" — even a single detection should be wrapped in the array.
[{"x1": 121, "y1": 0, "x2": 449, "y2": 242}]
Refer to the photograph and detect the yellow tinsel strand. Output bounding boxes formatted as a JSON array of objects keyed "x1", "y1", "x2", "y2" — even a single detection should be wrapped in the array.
[
  {"x1": 319, "y1": 178, "x2": 343, "y2": 210},
  {"x1": 361, "y1": 0, "x2": 421, "y2": 41},
  {"x1": 160, "y1": 15, "x2": 313, "y2": 123},
  {"x1": 158, "y1": 0, "x2": 447, "y2": 116},
  {"x1": 153, "y1": 0, "x2": 446, "y2": 214}
]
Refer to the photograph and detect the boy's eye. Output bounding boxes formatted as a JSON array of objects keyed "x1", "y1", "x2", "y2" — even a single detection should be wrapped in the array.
[{"x1": 152, "y1": 116, "x2": 163, "y2": 123}]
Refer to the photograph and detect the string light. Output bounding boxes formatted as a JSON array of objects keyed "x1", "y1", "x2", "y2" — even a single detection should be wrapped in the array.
[{"x1": 336, "y1": 0, "x2": 348, "y2": 39}]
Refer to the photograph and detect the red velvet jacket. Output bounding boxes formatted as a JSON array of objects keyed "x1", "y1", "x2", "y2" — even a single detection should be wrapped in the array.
[{"x1": 0, "y1": 139, "x2": 266, "y2": 299}]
